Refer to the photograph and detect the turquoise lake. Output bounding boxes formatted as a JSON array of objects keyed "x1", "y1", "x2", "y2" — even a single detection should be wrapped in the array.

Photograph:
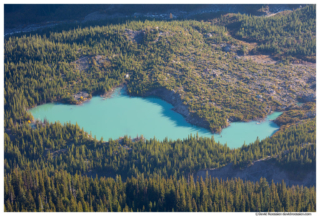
[{"x1": 29, "y1": 88, "x2": 282, "y2": 148}]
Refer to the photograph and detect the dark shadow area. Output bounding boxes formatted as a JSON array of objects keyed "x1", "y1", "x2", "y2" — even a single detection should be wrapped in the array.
[
  {"x1": 4, "y1": 4, "x2": 261, "y2": 29},
  {"x1": 195, "y1": 159, "x2": 316, "y2": 187},
  {"x1": 5, "y1": 4, "x2": 304, "y2": 37},
  {"x1": 119, "y1": 87, "x2": 212, "y2": 135}
]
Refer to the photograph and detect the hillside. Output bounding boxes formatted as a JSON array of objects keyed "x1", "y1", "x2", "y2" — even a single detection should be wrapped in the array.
[
  {"x1": 4, "y1": 4, "x2": 316, "y2": 212},
  {"x1": 4, "y1": 18, "x2": 316, "y2": 133}
]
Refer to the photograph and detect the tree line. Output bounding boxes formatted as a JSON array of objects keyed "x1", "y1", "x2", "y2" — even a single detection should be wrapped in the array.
[{"x1": 4, "y1": 168, "x2": 316, "y2": 212}]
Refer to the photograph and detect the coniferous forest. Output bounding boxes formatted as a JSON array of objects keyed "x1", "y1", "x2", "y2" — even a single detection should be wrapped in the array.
[{"x1": 4, "y1": 4, "x2": 316, "y2": 212}]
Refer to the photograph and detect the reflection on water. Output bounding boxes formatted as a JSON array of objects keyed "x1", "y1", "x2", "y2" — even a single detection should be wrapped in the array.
[{"x1": 29, "y1": 88, "x2": 283, "y2": 148}]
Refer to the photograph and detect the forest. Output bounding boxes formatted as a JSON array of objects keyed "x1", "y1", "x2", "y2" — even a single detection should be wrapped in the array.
[
  {"x1": 4, "y1": 4, "x2": 316, "y2": 212},
  {"x1": 214, "y1": 5, "x2": 316, "y2": 62},
  {"x1": 4, "y1": 119, "x2": 316, "y2": 179},
  {"x1": 5, "y1": 169, "x2": 316, "y2": 212}
]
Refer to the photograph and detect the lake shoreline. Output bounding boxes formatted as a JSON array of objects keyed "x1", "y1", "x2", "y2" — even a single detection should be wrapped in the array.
[
  {"x1": 136, "y1": 86, "x2": 281, "y2": 134},
  {"x1": 28, "y1": 88, "x2": 283, "y2": 147},
  {"x1": 139, "y1": 86, "x2": 214, "y2": 133},
  {"x1": 100, "y1": 83, "x2": 126, "y2": 99},
  {"x1": 27, "y1": 84, "x2": 282, "y2": 139}
]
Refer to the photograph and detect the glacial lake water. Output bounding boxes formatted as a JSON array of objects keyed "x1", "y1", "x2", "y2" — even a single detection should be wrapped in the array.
[{"x1": 29, "y1": 88, "x2": 283, "y2": 149}]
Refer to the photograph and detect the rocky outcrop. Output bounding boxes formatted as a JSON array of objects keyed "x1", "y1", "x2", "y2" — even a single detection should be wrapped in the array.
[
  {"x1": 223, "y1": 44, "x2": 231, "y2": 52},
  {"x1": 142, "y1": 87, "x2": 211, "y2": 132},
  {"x1": 194, "y1": 160, "x2": 315, "y2": 187},
  {"x1": 307, "y1": 76, "x2": 316, "y2": 90},
  {"x1": 124, "y1": 29, "x2": 145, "y2": 44},
  {"x1": 301, "y1": 93, "x2": 316, "y2": 102},
  {"x1": 72, "y1": 56, "x2": 90, "y2": 72},
  {"x1": 228, "y1": 115, "x2": 242, "y2": 122},
  {"x1": 73, "y1": 91, "x2": 89, "y2": 101},
  {"x1": 204, "y1": 33, "x2": 212, "y2": 38}
]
